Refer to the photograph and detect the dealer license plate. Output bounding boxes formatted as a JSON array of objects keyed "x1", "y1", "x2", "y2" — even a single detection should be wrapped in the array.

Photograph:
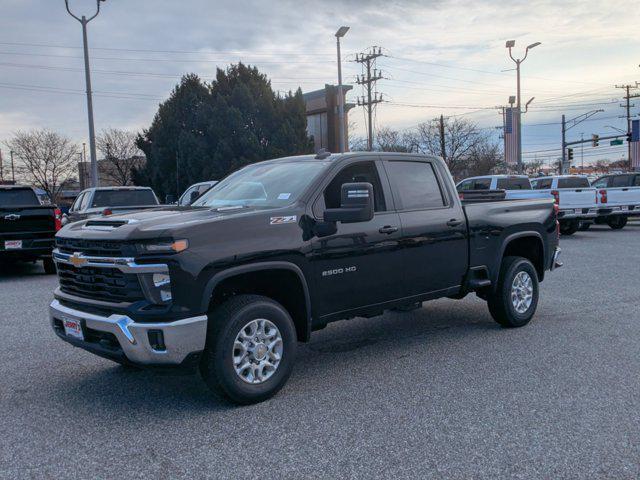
[
  {"x1": 63, "y1": 318, "x2": 84, "y2": 341},
  {"x1": 4, "y1": 240, "x2": 22, "y2": 249}
]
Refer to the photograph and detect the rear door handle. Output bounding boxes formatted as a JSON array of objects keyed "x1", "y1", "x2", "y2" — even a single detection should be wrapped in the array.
[
  {"x1": 446, "y1": 218, "x2": 463, "y2": 227},
  {"x1": 379, "y1": 225, "x2": 398, "y2": 234}
]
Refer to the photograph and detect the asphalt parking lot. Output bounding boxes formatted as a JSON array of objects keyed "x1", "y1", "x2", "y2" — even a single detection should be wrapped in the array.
[{"x1": 1, "y1": 223, "x2": 639, "y2": 479}]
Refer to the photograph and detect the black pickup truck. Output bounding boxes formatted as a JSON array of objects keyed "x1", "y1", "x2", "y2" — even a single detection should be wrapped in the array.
[
  {"x1": 1, "y1": 185, "x2": 61, "y2": 273},
  {"x1": 49, "y1": 152, "x2": 561, "y2": 404}
]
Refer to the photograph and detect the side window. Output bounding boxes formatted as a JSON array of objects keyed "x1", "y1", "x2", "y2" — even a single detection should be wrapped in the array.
[
  {"x1": 79, "y1": 192, "x2": 91, "y2": 211},
  {"x1": 473, "y1": 178, "x2": 491, "y2": 190},
  {"x1": 179, "y1": 186, "x2": 197, "y2": 206},
  {"x1": 634, "y1": 175, "x2": 640, "y2": 187},
  {"x1": 70, "y1": 193, "x2": 84, "y2": 212},
  {"x1": 386, "y1": 161, "x2": 445, "y2": 210},
  {"x1": 322, "y1": 161, "x2": 386, "y2": 213},
  {"x1": 457, "y1": 180, "x2": 473, "y2": 191},
  {"x1": 611, "y1": 175, "x2": 632, "y2": 188},
  {"x1": 592, "y1": 177, "x2": 608, "y2": 188}
]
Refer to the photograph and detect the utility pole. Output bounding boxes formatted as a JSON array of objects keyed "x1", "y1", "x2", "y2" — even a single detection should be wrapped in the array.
[
  {"x1": 561, "y1": 114, "x2": 566, "y2": 171},
  {"x1": 10, "y1": 150, "x2": 15, "y2": 182},
  {"x1": 0, "y1": 149, "x2": 3, "y2": 182},
  {"x1": 580, "y1": 132, "x2": 584, "y2": 171},
  {"x1": 439, "y1": 114, "x2": 447, "y2": 161},
  {"x1": 615, "y1": 83, "x2": 639, "y2": 170},
  {"x1": 65, "y1": 0, "x2": 106, "y2": 188},
  {"x1": 335, "y1": 26, "x2": 349, "y2": 154},
  {"x1": 506, "y1": 40, "x2": 541, "y2": 174},
  {"x1": 355, "y1": 47, "x2": 384, "y2": 151}
]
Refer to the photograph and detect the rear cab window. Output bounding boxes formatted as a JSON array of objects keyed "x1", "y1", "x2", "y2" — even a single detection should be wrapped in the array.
[
  {"x1": 0, "y1": 188, "x2": 40, "y2": 206},
  {"x1": 496, "y1": 177, "x2": 531, "y2": 190},
  {"x1": 557, "y1": 177, "x2": 590, "y2": 189},
  {"x1": 385, "y1": 160, "x2": 445, "y2": 210},
  {"x1": 473, "y1": 178, "x2": 491, "y2": 190},
  {"x1": 91, "y1": 189, "x2": 158, "y2": 208},
  {"x1": 532, "y1": 178, "x2": 553, "y2": 189}
]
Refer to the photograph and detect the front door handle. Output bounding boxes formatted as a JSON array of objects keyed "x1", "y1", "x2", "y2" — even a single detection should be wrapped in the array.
[
  {"x1": 446, "y1": 218, "x2": 463, "y2": 227},
  {"x1": 379, "y1": 225, "x2": 398, "y2": 234}
]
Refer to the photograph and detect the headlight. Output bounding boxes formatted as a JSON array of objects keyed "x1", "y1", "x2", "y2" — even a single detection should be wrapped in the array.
[{"x1": 140, "y1": 239, "x2": 189, "y2": 253}]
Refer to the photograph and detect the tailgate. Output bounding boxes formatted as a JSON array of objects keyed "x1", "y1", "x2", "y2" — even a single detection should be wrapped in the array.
[
  {"x1": 558, "y1": 189, "x2": 596, "y2": 209},
  {"x1": 0, "y1": 207, "x2": 55, "y2": 235},
  {"x1": 605, "y1": 187, "x2": 640, "y2": 207}
]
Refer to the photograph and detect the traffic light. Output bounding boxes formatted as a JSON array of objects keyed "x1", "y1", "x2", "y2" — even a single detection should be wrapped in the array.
[
  {"x1": 591, "y1": 134, "x2": 599, "y2": 147},
  {"x1": 567, "y1": 148, "x2": 574, "y2": 161}
]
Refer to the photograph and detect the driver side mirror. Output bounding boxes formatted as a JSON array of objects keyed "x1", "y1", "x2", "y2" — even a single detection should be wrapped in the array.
[{"x1": 323, "y1": 182, "x2": 374, "y2": 224}]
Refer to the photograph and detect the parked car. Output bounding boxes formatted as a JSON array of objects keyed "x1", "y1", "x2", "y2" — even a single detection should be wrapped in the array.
[
  {"x1": 590, "y1": 173, "x2": 640, "y2": 230},
  {"x1": 457, "y1": 175, "x2": 550, "y2": 200},
  {"x1": 530, "y1": 175, "x2": 597, "y2": 235},
  {"x1": 62, "y1": 186, "x2": 160, "y2": 225},
  {"x1": 49, "y1": 152, "x2": 561, "y2": 404},
  {"x1": 178, "y1": 181, "x2": 218, "y2": 206},
  {"x1": 0, "y1": 185, "x2": 62, "y2": 273}
]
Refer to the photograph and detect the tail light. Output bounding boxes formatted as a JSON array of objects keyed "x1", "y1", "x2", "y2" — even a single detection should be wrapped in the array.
[
  {"x1": 550, "y1": 190, "x2": 560, "y2": 204},
  {"x1": 598, "y1": 189, "x2": 607, "y2": 204},
  {"x1": 102, "y1": 208, "x2": 112, "y2": 216},
  {"x1": 458, "y1": 192, "x2": 464, "y2": 200},
  {"x1": 54, "y1": 208, "x2": 63, "y2": 231},
  {"x1": 553, "y1": 203, "x2": 560, "y2": 239}
]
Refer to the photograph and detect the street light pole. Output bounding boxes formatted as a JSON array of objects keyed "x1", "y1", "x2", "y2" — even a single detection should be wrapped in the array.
[
  {"x1": 506, "y1": 40, "x2": 541, "y2": 174},
  {"x1": 65, "y1": 0, "x2": 105, "y2": 188},
  {"x1": 335, "y1": 26, "x2": 350, "y2": 154}
]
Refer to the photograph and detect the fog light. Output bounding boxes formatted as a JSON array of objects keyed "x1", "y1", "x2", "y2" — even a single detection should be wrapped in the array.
[{"x1": 148, "y1": 330, "x2": 166, "y2": 351}]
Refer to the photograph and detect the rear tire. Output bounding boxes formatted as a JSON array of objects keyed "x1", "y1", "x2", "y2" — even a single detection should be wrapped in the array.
[
  {"x1": 578, "y1": 222, "x2": 591, "y2": 231},
  {"x1": 607, "y1": 216, "x2": 627, "y2": 230},
  {"x1": 199, "y1": 294, "x2": 297, "y2": 405},
  {"x1": 487, "y1": 256, "x2": 539, "y2": 328},
  {"x1": 559, "y1": 220, "x2": 579, "y2": 236},
  {"x1": 43, "y1": 257, "x2": 56, "y2": 274}
]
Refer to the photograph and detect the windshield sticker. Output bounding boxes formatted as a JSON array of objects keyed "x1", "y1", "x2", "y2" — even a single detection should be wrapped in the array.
[
  {"x1": 270, "y1": 215, "x2": 297, "y2": 225},
  {"x1": 277, "y1": 193, "x2": 291, "y2": 200}
]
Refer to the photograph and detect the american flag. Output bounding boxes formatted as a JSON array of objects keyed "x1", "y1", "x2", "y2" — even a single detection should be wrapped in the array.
[
  {"x1": 504, "y1": 107, "x2": 519, "y2": 165},
  {"x1": 631, "y1": 119, "x2": 640, "y2": 170}
]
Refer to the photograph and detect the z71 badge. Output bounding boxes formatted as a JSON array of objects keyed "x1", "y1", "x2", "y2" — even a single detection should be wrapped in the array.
[{"x1": 270, "y1": 215, "x2": 297, "y2": 225}]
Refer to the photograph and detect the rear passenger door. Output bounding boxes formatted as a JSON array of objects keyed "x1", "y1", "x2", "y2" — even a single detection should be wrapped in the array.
[{"x1": 383, "y1": 158, "x2": 468, "y2": 297}]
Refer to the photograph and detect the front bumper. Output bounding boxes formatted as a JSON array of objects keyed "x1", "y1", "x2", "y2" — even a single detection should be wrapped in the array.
[
  {"x1": 49, "y1": 299, "x2": 207, "y2": 366},
  {"x1": 550, "y1": 247, "x2": 563, "y2": 271}
]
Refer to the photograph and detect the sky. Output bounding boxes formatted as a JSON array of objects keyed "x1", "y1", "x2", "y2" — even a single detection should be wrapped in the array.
[{"x1": 1, "y1": 0, "x2": 639, "y2": 168}]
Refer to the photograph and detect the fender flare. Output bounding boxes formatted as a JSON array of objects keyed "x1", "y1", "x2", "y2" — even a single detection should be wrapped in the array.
[
  {"x1": 495, "y1": 231, "x2": 545, "y2": 285},
  {"x1": 201, "y1": 261, "x2": 313, "y2": 341}
]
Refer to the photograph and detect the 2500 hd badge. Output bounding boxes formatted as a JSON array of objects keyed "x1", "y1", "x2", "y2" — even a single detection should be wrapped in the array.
[{"x1": 322, "y1": 266, "x2": 357, "y2": 277}]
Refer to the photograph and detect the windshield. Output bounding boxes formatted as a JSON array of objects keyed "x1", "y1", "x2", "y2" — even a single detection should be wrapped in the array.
[
  {"x1": 193, "y1": 161, "x2": 329, "y2": 208},
  {"x1": 91, "y1": 189, "x2": 158, "y2": 208}
]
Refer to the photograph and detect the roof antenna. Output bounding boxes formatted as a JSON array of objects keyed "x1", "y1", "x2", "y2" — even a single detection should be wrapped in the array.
[{"x1": 315, "y1": 149, "x2": 332, "y2": 160}]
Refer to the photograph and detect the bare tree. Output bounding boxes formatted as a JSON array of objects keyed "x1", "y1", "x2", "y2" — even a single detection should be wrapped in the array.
[
  {"x1": 375, "y1": 127, "x2": 412, "y2": 152},
  {"x1": 4, "y1": 130, "x2": 78, "y2": 202},
  {"x1": 96, "y1": 128, "x2": 144, "y2": 186}
]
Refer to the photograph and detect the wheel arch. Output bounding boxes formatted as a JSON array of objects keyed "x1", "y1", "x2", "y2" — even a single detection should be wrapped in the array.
[
  {"x1": 202, "y1": 262, "x2": 312, "y2": 342},
  {"x1": 496, "y1": 232, "x2": 546, "y2": 286}
]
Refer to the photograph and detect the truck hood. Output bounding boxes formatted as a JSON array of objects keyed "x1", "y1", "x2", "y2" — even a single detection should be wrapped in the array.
[{"x1": 57, "y1": 205, "x2": 273, "y2": 241}]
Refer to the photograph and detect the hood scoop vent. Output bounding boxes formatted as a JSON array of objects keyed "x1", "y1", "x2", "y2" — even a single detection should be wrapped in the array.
[{"x1": 82, "y1": 219, "x2": 138, "y2": 231}]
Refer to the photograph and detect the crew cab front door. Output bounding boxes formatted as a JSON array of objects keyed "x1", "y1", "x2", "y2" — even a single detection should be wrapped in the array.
[
  {"x1": 383, "y1": 158, "x2": 468, "y2": 297},
  {"x1": 309, "y1": 159, "x2": 403, "y2": 317}
]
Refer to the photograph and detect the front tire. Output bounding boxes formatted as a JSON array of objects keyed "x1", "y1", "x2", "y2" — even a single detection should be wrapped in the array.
[
  {"x1": 607, "y1": 216, "x2": 627, "y2": 230},
  {"x1": 199, "y1": 294, "x2": 297, "y2": 405},
  {"x1": 487, "y1": 256, "x2": 539, "y2": 328},
  {"x1": 43, "y1": 257, "x2": 56, "y2": 274}
]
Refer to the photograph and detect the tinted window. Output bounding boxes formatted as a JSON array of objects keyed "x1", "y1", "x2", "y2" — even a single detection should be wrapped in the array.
[
  {"x1": 532, "y1": 178, "x2": 553, "y2": 189},
  {"x1": 324, "y1": 162, "x2": 386, "y2": 212},
  {"x1": 386, "y1": 161, "x2": 445, "y2": 210},
  {"x1": 457, "y1": 180, "x2": 473, "y2": 191},
  {"x1": 558, "y1": 177, "x2": 590, "y2": 189},
  {"x1": 496, "y1": 177, "x2": 531, "y2": 190},
  {"x1": 473, "y1": 178, "x2": 491, "y2": 190},
  {"x1": 80, "y1": 192, "x2": 91, "y2": 210},
  {"x1": 592, "y1": 177, "x2": 608, "y2": 188},
  {"x1": 611, "y1": 175, "x2": 632, "y2": 188},
  {"x1": 634, "y1": 176, "x2": 640, "y2": 187},
  {"x1": 92, "y1": 189, "x2": 158, "y2": 208},
  {"x1": 179, "y1": 185, "x2": 198, "y2": 206},
  {"x1": 0, "y1": 188, "x2": 39, "y2": 206}
]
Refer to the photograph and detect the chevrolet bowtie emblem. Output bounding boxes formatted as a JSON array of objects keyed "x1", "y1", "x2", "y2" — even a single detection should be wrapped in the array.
[
  {"x1": 69, "y1": 252, "x2": 88, "y2": 268},
  {"x1": 4, "y1": 214, "x2": 20, "y2": 221}
]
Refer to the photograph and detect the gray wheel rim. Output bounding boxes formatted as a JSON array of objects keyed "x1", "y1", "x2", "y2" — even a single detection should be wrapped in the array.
[
  {"x1": 510, "y1": 271, "x2": 533, "y2": 314},
  {"x1": 233, "y1": 319, "x2": 283, "y2": 384}
]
